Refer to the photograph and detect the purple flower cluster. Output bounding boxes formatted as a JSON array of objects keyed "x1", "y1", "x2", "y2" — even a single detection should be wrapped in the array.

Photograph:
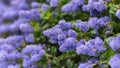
[
  {"x1": 22, "y1": 45, "x2": 45, "y2": 68},
  {"x1": 43, "y1": 20, "x2": 77, "y2": 52},
  {"x1": 109, "y1": 54, "x2": 120, "y2": 68},
  {"x1": 76, "y1": 16, "x2": 110, "y2": 32},
  {"x1": 76, "y1": 37, "x2": 106, "y2": 57},
  {"x1": 44, "y1": 16, "x2": 109, "y2": 53},
  {"x1": 82, "y1": 0, "x2": 106, "y2": 16},
  {"x1": 62, "y1": 0, "x2": 85, "y2": 12},
  {"x1": 88, "y1": 16, "x2": 110, "y2": 31},
  {"x1": 0, "y1": 34, "x2": 46, "y2": 67},
  {"x1": 0, "y1": 35, "x2": 45, "y2": 68},
  {"x1": 0, "y1": 0, "x2": 41, "y2": 34},
  {"x1": 31, "y1": 2, "x2": 39, "y2": 8},
  {"x1": 0, "y1": 0, "x2": 45, "y2": 68},
  {"x1": 0, "y1": 35, "x2": 24, "y2": 68},
  {"x1": 0, "y1": 0, "x2": 116, "y2": 68},
  {"x1": 108, "y1": 35, "x2": 120, "y2": 51},
  {"x1": 0, "y1": 0, "x2": 42, "y2": 43},
  {"x1": 62, "y1": 0, "x2": 106, "y2": 16},
  {"x1": 78, "y1": 58, "x2": 105, "y2": 68}
]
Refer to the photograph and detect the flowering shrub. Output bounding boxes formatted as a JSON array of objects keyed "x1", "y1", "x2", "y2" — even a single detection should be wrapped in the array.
[{"x1": 0, "y1": 0, "x2": 120, "y2": 68}]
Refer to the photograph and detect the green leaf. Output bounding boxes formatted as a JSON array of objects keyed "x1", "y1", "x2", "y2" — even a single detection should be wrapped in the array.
[
  {"x1": 66, "y1": 59, "x2": 74, "y2": 68},
  {"x1": 111, "y1": 21, "x2": 120, "y2": 33},
  {"x1": 41, "y1": 11, "x2": 52, "y2": 20}
]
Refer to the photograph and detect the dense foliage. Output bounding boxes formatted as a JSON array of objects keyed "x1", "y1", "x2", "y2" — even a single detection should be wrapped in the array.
[{"x1": 0, "y1": 0, "x2": 120, "y2": 68}]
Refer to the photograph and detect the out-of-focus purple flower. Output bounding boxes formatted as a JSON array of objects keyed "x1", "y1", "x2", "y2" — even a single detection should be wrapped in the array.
[
  {"x1": 50, "y1": 0, "x2": 59, "y2": 7},
  {"x1": 6, "y1": 35, "x2": 24, "y2": 47},
  {"x1": 18, "y1": 2, "x2": 29, "y2": 10},
  {"x1": 30, "y1": 9, "x2": 41, "y2": 21},
  {"x1": 18, "y1": 10, "x2": 33, "y2": 20},
  {"x1": 0, "y1": 24, "x2": 11, "y2": 34},
  {"x1": 3, "y1": 10, "x2": 18, "y2": 20},
  {"x1": 8, "y1": 64, "x2": 20, "y2": 68},
  {"x1": 25, "y1": 33, "x2": 34, "y2": 43},
  {"x1": 109, "y1": 36, "x2": 120, "y2": 51},
  {"x1": 42, "y1": 4, "x2": 49, "y2": 11},
  {"x1": 19, "y1": 23, "x2": 34, "y2": 34},
  {"x1": 31, "y1": 2, "x2": 39, "y2": 8},
  {"x1": 0, "y1": 44, "x2": 15, "y2": 52},
  {"x1": 109, "y1": 54, "x2": 120, "y2": 68},
  {"x1": 116, "y1": 10, "x2": 120, "y2": 19},
  {"x1": 62, "y1": 0, "x2": 85, "y2": 12}
]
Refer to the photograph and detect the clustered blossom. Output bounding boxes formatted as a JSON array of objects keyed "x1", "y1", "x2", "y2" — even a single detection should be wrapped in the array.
[
  {"x1": 88, "y1": 16, "x2": 110, "y2": 31},
  {"x1": 43, "y1": 20, "x2": 78, "y2": 52},
  {"x1": 108, "y1": 35, "x2": 120, "y2": 51},
  {"x1": 44, "y1": 18, "x2": 108, "y2": 54},
  {"x1": 76, "y1": 16, "x2": 110, "y2": 32},
  {"x1": 82, "y1": 0, "x2": 106, "y2": 16},
  {"x1": 0, "y1": 0, "x2": 120, "y2": 68},
  {"x1": 76, "y1": 37, "x2": 106, "y2": 57},
  {"x1": 62, "y1": 0, "x2": 85, "y2": 12},
  {"x1": 0, "y1": 0, "x2": 45, "y2": 68},
  {"x1": 0, "y1": 0, "x2": 41, "y2": 38},
  {"x1": 44, "y1": 16, "x2": 109, "y2": 56},
  {"x1": 0, "y1": 36, "x2": 45, "y2": 68},
  {"x1": 43, "y1": 0, "x2": 113, "y2": 67},
  {"x1": 62, "y1": 0, "x2": 106, "y2": 16},
  {"x1": 0, "y1": 35, "x2": 45, "y2": 65},
  {"x1": 22, "y1": 45, "x2": 45, "y2": 68},
  {"x1": 109, "y1": 54, "x2": 120, "y2": 68},
  {"x1": 78, "y1": 58, "x2": 105, "y2": 68}
]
